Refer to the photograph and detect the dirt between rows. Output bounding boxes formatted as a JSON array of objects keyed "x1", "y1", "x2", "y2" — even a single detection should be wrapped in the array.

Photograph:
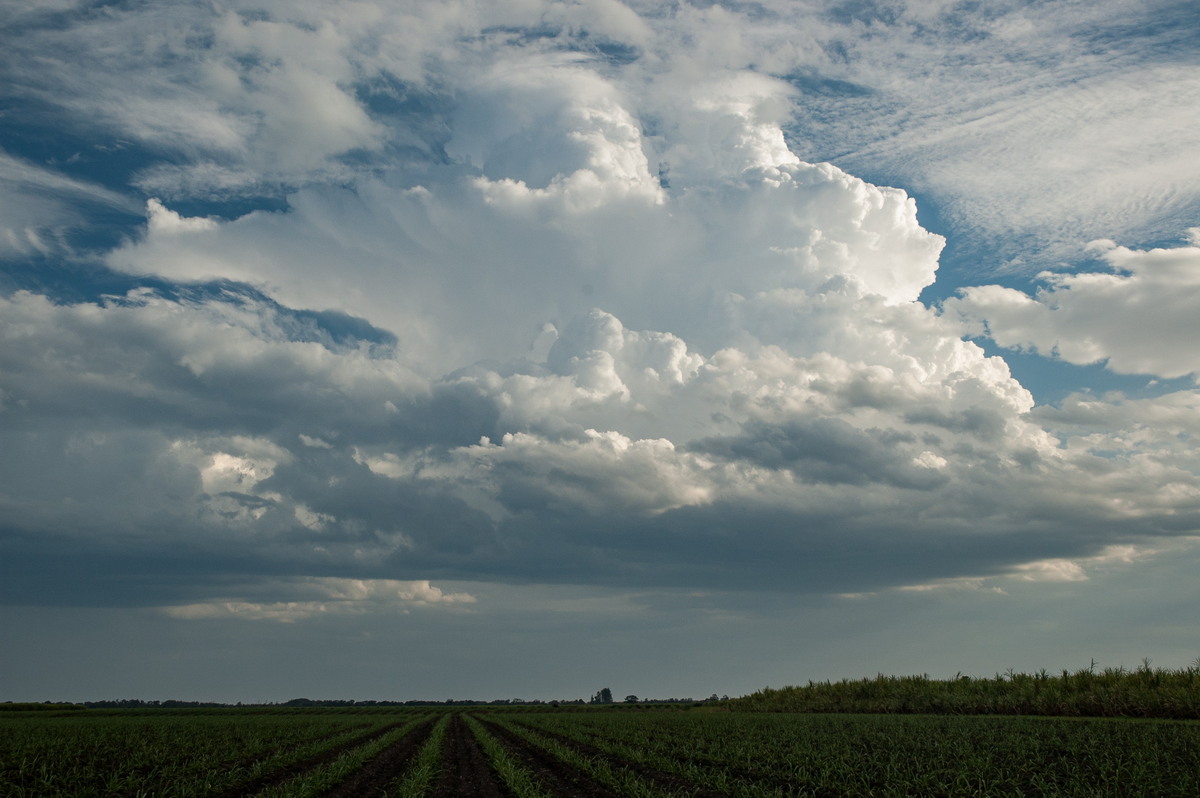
[
  {"x1": 321, "y1": 717, "x2": 437, "y2": 798},
  {"x1": 430, "y1": 714, "x2": 505, "y2": 798}
]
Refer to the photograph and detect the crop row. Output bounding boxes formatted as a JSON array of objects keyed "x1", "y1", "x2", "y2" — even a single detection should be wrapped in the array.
[
  {"x1": 3, "y1": 707, "x2": 1199, "y2": 796},
  {"x1": 496, "y1": 710, "x2": 1200, "y2": 797},
  {"x1": 0, "y1": 710, "x2": 431, "y2": 797}
]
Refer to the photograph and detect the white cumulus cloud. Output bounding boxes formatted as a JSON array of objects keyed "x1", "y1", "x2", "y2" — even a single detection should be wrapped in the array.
[
  {"x1": 948, "y1": 231, "x2": 1200, "y2": 381},
  {"x1": 161, "y1": 577, "x2": 475, "y2": 622}
]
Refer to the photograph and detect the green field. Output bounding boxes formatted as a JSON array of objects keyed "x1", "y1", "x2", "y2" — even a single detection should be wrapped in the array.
[{"x1": 3, "y1": 703, "x2": 1199, "y2": 796}]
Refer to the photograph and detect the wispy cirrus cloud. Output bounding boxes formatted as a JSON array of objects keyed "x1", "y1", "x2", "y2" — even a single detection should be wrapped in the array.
[
  {"x1": 0, "y1": 150, "x2": 141, "y2": 256},
  {"x1": 5, "y1": 0, "x2": 1194, "y2": 263}
]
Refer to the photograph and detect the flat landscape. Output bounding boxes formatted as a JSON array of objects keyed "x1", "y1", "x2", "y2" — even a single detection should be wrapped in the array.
[{"x1": 4, "y1": 702, "x2": 1199, "y2": 797}]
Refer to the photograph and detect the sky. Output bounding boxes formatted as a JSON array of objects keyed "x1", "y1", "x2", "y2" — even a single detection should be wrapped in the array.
[{"x1": 2, "y1": 0, "x2": 1199, "y2": 704}]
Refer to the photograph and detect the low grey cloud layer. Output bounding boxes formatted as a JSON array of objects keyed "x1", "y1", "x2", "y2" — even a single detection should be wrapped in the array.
[{"x1": 2, "y1": 0, "x2": 1198, "y2": 700}]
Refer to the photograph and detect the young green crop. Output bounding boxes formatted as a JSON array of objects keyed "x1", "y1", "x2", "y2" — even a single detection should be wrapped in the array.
[
  {"x1": 504, "y1": 710, "x2": 1200, "y2": 797},
  {"x1": 486, "y1": 715, "x2": 684, "y2": 797},
  {"x1": 390, "y1": 713, "x2": 450, "y2": 798},
  {"x1": 254, "y1": 716, "x2": 428, "y2": 798},
  {"x1": 462, "y1": 714, "x2": 553, "y2": 798},
  {"x1": 4, "y1": 705, "x2": 1197, "y2": 797},
  {"x1": 0, "y1": 708, "x2": 426, "y2": 798}
]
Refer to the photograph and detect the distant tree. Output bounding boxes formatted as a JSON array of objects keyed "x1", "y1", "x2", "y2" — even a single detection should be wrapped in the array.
[
  {"x1": 591, "y1": 687, "x2": 614, "y2": 704},
  {"x1": 625, "y1": 695, "x2": 638, "y2": 703}
]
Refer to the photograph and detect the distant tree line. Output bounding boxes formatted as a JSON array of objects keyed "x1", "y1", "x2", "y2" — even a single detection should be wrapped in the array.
[
  {"x1": 0, "y1": 702, "x2": 87, "y2": 711},
  {"x1": 729, "y1": 661, "x2": 1200, "y2": 719},
  {"x1": 53, "y1": 692, "x2": 729, "y2": 709},
  {"x1": 78, "y1": 700, "x2": 230, "y2": 709},
  {"x1": 75, "y1": 697, "x2": 592, "y2": 708},
  {"x1": 588, "y1": 688, "x2": 728, "y2": 705}
]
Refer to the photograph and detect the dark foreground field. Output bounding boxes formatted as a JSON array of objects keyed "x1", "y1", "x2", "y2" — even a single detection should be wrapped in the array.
[{"x1": 3, "y1": 704, "x2": 1200, "y2": 797}]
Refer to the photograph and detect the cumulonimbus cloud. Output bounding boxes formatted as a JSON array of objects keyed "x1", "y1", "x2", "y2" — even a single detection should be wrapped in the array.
[{"x1": 2, "y1": 0, "x2": 1199, "y2": 617}]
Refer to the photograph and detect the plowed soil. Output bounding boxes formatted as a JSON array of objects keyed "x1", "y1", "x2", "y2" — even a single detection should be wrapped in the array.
[
  {"x1": 430, "y1": 714, "x2": 506, "y2": 798},
  {"x1": 321, "y1": 717, "x2": 436, "y2": 797}
]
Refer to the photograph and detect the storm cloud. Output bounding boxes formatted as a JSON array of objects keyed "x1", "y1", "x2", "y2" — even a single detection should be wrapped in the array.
[{"x1": 2, "y1": 0, "x2": 1198, "y2": 701}]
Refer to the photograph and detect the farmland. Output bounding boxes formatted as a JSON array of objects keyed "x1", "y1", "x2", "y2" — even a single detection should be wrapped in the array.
[{"x1": 3, "y1": 703, "x2": 1199, "y2": 796}]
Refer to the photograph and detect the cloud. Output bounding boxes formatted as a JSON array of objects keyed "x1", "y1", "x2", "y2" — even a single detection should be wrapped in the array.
[
  {"x1": 6, "y1": 164, "x2": 1199, "y2": 607},
  {"x1": 898, "y1": 64, "x2": 1200, "y2": 258},
  {"x1": 105, "y1": 156, "x2": 944, "y2": 381},
  {"x1": 145, "y1": 199, "x2": 220, "y2": 235},
  {"x1": 692, "y1": 417, "x2": 950, "y2": 491},
  {"x1": 458, "y1": 429, "x2": 714, "y2": 517},
  {"x1": 767, "y1": 0, "x2": 1200, "y2": 269},
  {"x1": 160, "y1": 577, "x2": 475, "y2": 622},
  {"x1": 892, "y1": 542, "x2": 1159, "y2": 596},
  {"x1": 0, "y1": 2, "x2": 390, "y2": 191},
  {"x1": 9, "y1": 0, "x2": 1193, "y2": 263},
  {"x1": 2, "y1": 0, "x2": 1199, "y2": 624},
  {"x1": 0, "y1": 0, "x2": 655, "y2": 199},
  {"x1": 0, "y1": 150, "x2": 140, "y2": 257},
  {"x1": 452, "y1": 58, "x2": 665, "y2": 212},
  {"x1": 947, "y1": 231, "x2": 1200, "y2": 380}
]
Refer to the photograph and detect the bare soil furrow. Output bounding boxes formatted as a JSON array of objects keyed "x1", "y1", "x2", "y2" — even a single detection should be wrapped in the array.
[
  {"x1": 320, "y1": 717, "x2": 436, "y2": 797},
  {"x1": 431, "y1": 714, "x2": 506, "y2": 798}
]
